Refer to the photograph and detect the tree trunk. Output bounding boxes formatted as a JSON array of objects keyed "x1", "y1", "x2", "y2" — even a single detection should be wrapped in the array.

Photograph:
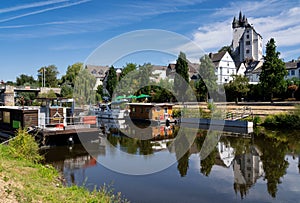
[
  {"x1": 235, "y1": 97, "x2": 239, "y2": 104},
  {"x1": 270, "y1": 92, "x2": 274, "y2": 103}
]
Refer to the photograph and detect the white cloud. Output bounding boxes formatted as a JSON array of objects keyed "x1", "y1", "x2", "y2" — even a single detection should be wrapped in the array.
[
  {"x1": 0, "y1": 0, "x2": 91, "y2": 23},
  {"x1": 0, "y1": 0, "x2": 69, "y2": 13}
]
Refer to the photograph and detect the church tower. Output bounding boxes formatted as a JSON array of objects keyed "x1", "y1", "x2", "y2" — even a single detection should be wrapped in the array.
[{"x1": 231, "y1": 11, "x2": 263, "y2": 63}]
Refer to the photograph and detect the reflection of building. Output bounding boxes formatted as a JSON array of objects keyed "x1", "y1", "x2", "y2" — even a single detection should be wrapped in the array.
[
  {"x1": 233, "y1": 145, "x2": 263, "y2": 199},
  {"x1": 218, "y1": 142, "x2": 235, "y2": 167}
]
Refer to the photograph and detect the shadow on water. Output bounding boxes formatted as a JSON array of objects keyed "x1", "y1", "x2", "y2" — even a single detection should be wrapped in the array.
[{"x1": 42, "y1": 121, "x2": 300, "y2": 203}]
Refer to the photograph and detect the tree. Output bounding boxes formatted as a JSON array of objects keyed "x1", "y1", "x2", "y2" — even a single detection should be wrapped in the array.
[
  {"x1": 16, "y1": 74, "x2": 37, "y2": 87},
  {"x1": 60, "y1": 63, "x2": 82, "y2": 98},
  {"x1": 174, "y1": 52, "x2": 189, "y2": 102},
  {"x1": 218, "y1": 46, "x2": 232, "y2": 55},
  {"x1": 73, "y1": 69, "x2": 96, "y2": 106},
  {"x1": 106, "y1": 66, "x2": 117, "y2": 98},
  {"x1": 60, "y1": 63, "x2": 82, "y2": 87},
  {"x1": 195, "y1": 54, "x2": 218, "y2": 102},
  {"x1": 120, "y1": 63, "x2": 137, "y2": 80},
  {"x1": 225, "y1": 75, "x2": 249, "y2": 104},
  {"x1": 259, "y1": 38, "x2": 287, "y2": 102},
  {"x1": 38, "y1": 65, "x2": 59, "y2": 87},
  {"x1": 138, "y1": 63, "x2": 153, "y2": 95}
]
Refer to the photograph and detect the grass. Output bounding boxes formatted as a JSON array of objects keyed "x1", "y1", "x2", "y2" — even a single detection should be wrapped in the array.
[{"x1": 0, "y1": 130, "x2": 128, "y2": 203}]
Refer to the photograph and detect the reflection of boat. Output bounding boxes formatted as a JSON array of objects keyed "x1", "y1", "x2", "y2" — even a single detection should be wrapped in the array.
[{"x1": 93, "y1": 102, "x2": 129, "y2": 120}]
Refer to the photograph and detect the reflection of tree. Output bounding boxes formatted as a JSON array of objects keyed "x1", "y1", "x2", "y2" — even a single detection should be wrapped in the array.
[
  {"x1": 256, "y1": 136, "x2": 289, "y2": 198},
  {"x1": 106, "y1": 134, "x2": 153, "y2": 155},
  {"x1": 138, "y1": 140, "x2": 153, "y2": 155},
  {"x1": 200, "y1": 147, "x2": 217, "y2": 176},
  {"x1": 177, "y1": 152, "x2": 189, "y2": 177}
]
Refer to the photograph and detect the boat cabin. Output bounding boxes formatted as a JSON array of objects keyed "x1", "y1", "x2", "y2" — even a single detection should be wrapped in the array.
[
  {"x1": 0, "y1": 106, "x2": 39, "y2": 132},
  {"x1": 128, "y1": 103, "x2": 174, "y2": 121}
]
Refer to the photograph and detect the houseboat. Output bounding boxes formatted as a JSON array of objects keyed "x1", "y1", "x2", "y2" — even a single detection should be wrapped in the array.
[{"x1": 126, "y1": 103, "x2": 175, "y2": 124}]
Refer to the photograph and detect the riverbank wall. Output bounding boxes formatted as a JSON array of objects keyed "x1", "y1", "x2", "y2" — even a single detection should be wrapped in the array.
[{"x1": 174, "y1": 101, "x2": 300, "y2": 117}]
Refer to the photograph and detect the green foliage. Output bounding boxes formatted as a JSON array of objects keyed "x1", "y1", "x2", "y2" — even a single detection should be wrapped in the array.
[
  {"x1": 60, "y1": 63, "x2": 82, "y2": 87},
  {"x1": 60, "y1": 83, "x2": 73, "y2": 98},
  {"x1": 224, "y1": 75, "x2": 249, "y2": 103},
  {"x1": 263, "y1": 113, "x2": 300, "y2": 129},
  {"x1": 73, "y1": 68, "x2": 96, "y2": 106},
  {"x1": 8, "y1": 128, "x2": 42, "y2": 163},
  {"x1": 96, "y1": 84, "x2": 104, "y2": 102},
  {"x1": 60, "y1": 63, "x2": 82, "y2": 98},
  {"x1": 174, "y1": 52, "x2": 189, "y2": 102},
  {"x1": 172, "y1": 109, "x2": 181, "y2": 118},
  {"x1": 38, "y1": 89, "x2": 57, "y2": 99},
  {"x1": 253, "y1": 115, "x2": 262, "y2": 126},
  {"x1": 16, "y1": 74, "x2": 37, "y2": 87},
  {"x1": 106, "y1": 66, "x2": 118, "y2": 97},
  {"x1": 259, "y1": 38, "x2": 288, "y2": 101},
  {"x1": 218, "y1": 46, "x2": 232, "y2": 55},
  {"x1": 16, "y1": 92, "x2": 36, "y2": 106},
  {"x1": 38, "y1": 65, "x2": 59, "y2": 87},
  {"x1": 195, "y1": 54, "x2": 218, "y2": 102}
]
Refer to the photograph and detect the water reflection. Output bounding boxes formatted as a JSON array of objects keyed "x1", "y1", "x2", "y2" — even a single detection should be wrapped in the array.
[{"x1": 43, "y1": 122, "x2": 300, "y2": 202}]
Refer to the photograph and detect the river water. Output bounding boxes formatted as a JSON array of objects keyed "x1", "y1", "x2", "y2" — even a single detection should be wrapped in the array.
[{"x1": 43, "y1": 123, "x2": 300, "y2": 203}]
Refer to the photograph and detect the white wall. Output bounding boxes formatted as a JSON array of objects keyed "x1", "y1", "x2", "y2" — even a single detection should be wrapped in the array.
[{"x1": 216, "y1": 52, "x2": 236, "y2": 84}]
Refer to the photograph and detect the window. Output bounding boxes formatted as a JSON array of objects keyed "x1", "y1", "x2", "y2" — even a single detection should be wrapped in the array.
[
  {"x1": 227, "y1": 62, "x2": 229, "y2": 66},
  {"x1": 132, "y1": 107, "x2": 135, "y2": 112},
  {"x1": 246, "y1": 41, "x2": 251, "y2": 45},
  {"x1": 246, "y1": 50, "x2": 250, "y2": 54},
  {"x1": 246, "y1": 34, "x2": 249, "y2": 39},
  {"x1": 164, "y1": 108, "x2": 168, "y2": 114},
  {"x1": 3, "y1": 111, "x2": 10, "y2": 124},
  {"x1": 156, "y1": 107, "x2": 161, "y2": 112},
  {"x1": 291, "y1": 70, "x2": 295, "y2": 75},
  {"x1": 227, "y1": 69, "x2": 229, "y2": 74}
]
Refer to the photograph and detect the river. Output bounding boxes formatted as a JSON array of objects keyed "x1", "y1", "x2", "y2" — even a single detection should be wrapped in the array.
[{"x1": 42, "y1": 123, "x2": 300, "y2": 203}]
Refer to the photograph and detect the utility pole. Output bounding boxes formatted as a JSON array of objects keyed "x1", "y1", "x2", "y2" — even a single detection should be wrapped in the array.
[{"x1": 43, "y1": 67, "x2": 46, "y2": 87}]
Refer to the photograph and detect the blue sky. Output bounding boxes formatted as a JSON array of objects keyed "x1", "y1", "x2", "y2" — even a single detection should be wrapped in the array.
[{"x1": 1, "y1": 0, "x2": 300, "y2": 81}]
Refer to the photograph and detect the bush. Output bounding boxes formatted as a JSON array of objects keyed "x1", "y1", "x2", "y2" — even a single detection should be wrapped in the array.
[
  {"x1": 9, "y1": 128, "x2": 43, "y2": 163},
  {"x1": 263, "y1": 114, "x2": 300, "y2": 129},
  {"x1": 172, "y1": 109, "x2": 181, "y2": 118}
]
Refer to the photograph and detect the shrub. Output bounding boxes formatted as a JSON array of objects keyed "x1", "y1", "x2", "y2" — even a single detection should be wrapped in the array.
[
  {"x1": 9, "y1": 128, "x2": 43, "y2": 163},
  {"x1": 263, "y1": 114, "x2": 300, "y2": 129},
  {"x1": 172, "y1": 109, "x2": 181, "y2": 118}
]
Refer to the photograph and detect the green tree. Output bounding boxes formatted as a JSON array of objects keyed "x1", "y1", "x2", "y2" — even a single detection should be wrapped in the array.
[
  {"x1": 195, "y1": 54, "x2": 218, "y2": 102},
  {"x1": 225, "y1": 75, "x2": 249, "y2": 104},
  {"x1": 60, "y1": 83, "x2": 73, "y2": 98},
  {"x1": 60, "y1": 63, "x2": 82, "y2": 98},
  {"x1": 96, "y1": 84, "x2": 104, "y2": 102},
  {"x1": 16, "y1": 74, "x2": 37, "y2": 87},
  {"x1": 259, "y1": 38, "x2": 287, "y2": 102},
  {"x1": 38, "y1": 65, "x2": 59, "y2": 87},
  {"x1": 138, "y1": 63, "x2": 153, "y2": 95},
  {"x1": 73, "y1": 69, "x2": 96, "y2": 106},
  {"x1": 116, "y1": 63, "x2": 139, "y2": 96},
  {"x1": 174, "y1": 52, "x2": 189, "y2": 102},
  {"x1": 120, "y1": 63, "x2": 137, "y2": 80},
  {"x1": 106, "y1": 66, "x2": 117, "y2": 98},
  {"x1": 60, "y1": 63, "x2": 82, "y2": 87},
  {"x1": 218, "y1": 46, "x2": 232, "y2": 55}
]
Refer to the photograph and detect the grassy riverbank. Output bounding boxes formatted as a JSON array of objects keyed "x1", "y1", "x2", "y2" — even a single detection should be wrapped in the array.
[{"x1": 0, "y1": 130, "x2": 127, "y2": 203}]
